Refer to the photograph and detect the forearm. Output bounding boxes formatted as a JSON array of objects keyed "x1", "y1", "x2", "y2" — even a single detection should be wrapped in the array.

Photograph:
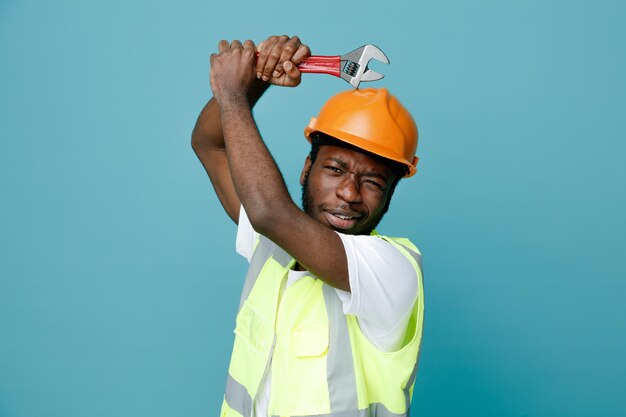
[
  {"x1": 219, "y1": 99, "x2": 296, "y2": 230},
  {"x1": 191, "y1": 80, "x2": 269, "y2": 153},
  {"x1": 191, "y1": 80, "x2": 270, "y2": 222}
]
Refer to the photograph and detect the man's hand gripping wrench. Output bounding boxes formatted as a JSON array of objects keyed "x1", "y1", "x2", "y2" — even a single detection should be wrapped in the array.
[{"x1": 296, "y1": 44, "x2": 389, "y2": 88}]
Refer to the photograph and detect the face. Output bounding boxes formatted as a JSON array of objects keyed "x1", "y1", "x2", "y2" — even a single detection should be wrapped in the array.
[{"x1": 300, "y1": 145, "x2": 398, "y2": 235}]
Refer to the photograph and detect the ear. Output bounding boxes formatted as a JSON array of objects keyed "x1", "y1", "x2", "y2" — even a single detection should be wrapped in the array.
[{"x1": 300, "y1": 156, "x2": 313, "y2": 186}]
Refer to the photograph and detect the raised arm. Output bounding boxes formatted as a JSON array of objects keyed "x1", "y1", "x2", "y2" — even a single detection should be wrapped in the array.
[
  {"x1": 192, "y1": 35, "x2": 310, "y2": 223},
  {"x1": 191, "y1": 81, "x2": 268, "y2": 223},
  {"x1": 209, "y1": 38, "x2": 356, "y2": 291}
]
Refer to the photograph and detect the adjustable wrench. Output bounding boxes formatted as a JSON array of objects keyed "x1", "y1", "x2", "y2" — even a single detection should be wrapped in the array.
[
  {"x1": 297, "y1": 45, "x2": 389, "y2": 88},
  {"x1": 257, "y1": 45, "x2": 389, "y2": 89}
]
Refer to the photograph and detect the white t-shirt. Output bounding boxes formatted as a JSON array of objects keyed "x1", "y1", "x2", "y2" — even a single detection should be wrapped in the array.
[{"x1": 235, "y1": 207, "x2": 418, "y2": 417}]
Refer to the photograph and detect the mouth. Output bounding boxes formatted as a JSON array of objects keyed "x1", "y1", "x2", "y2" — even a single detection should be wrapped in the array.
[{"x1": 324, "y1": 210, "x2": 363, "y2": 230}]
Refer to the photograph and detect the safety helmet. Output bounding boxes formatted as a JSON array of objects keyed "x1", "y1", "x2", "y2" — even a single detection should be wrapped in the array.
[{"x1": 304, "y1": 88, "x2": 419, "y2": 177}]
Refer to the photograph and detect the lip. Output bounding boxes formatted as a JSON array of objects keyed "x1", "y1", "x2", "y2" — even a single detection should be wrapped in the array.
[{"x1": 323, "y1": 210, "x2": 362, "y2": 230}]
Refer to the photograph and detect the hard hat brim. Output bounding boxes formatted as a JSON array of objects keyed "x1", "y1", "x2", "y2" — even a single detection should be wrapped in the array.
[{"x1": 304, "y1": 124, "x2": 417, "y2": 177}]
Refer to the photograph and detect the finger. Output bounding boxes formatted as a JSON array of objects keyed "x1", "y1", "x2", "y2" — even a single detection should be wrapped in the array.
[
  {"x1": 244, "y1": 39, "x2": 256, "y2": 50},
  {"x1": 273, "y1": 36, "x2": 300, "y2": 79},
  {"x1": 230, "y1": 39, "x2": 243, "y2": 49},
  {"x1": 243, "y1": 39, "x2": 256, "y2": 59},
  {"x1": 263, "y1": 40, "x2": 285, "y2": 81},
  {"x1": 218, "y1": 39, "x2": 229, "y2": 54},
  {"x1": 256, "y1": 37, "x2": 278, "y2": 79},
  {"x1": 291, "y1": 43, "x2": 311, "y2": 65},
  {"x1": 282, "y1": 60, "x2": 302, "y2": 87},
  {"x1": 243, "y1": 39, "x2": 256, "y2": 61}
]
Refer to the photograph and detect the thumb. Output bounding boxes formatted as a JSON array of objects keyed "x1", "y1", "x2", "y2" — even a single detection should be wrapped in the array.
[{"x1": 282, "y1": 61, "x2": 301, "y2": 86}]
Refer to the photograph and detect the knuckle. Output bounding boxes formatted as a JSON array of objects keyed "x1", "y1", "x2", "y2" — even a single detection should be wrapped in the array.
[{"x1": 269, "y1": 51, "x2": 281, "y2": 60}]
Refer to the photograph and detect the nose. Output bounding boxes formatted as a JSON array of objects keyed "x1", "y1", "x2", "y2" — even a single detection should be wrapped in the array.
[{"x1": 336, "y1": 175, "x2": 362, "y2": 204}]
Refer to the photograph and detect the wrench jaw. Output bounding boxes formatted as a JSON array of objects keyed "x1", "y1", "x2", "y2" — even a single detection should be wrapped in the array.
[
  {"x1": 359, "y1": 69, "x2": 385, "y2": 82},
  {"x1": 340, "y1": 44, "x2": 390, "y2": 88}
]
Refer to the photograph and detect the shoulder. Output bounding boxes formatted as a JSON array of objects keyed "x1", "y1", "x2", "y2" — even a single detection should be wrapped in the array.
[
  {"x1": 337, "y1": 232, "x2": 420, "y2": 274},
  {"x1": 334, "y1": 232, "x2": 420, "y2": 351},
  {"x1": 377, "y1": 235, "x2": 423, "y2": 271},
  {"x1": 335, "y1": 231, "x2": 419, "y2": 308}
]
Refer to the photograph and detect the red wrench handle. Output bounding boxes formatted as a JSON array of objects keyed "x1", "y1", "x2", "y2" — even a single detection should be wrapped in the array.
[
  {"x1": 297, "y1": 55, "x2": 341, "y2": 77},
  {"x1": 255, "y1": 52, "x2": 341, "y2": 78}
]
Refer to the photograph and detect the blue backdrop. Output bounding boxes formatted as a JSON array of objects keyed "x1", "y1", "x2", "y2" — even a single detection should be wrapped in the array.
[{"x1": 1, "y1": 1, "x2": 625, "y2": 416}]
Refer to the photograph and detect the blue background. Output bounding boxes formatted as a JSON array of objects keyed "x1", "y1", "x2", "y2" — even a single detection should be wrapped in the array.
[{"x1": 1, "y1": 0, "x2": 625, "y2": 416}]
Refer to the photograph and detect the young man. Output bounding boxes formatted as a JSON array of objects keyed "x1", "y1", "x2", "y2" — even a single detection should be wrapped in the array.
[{"x1": 192, "y1": 35, "x2": 424, "y2": 417}]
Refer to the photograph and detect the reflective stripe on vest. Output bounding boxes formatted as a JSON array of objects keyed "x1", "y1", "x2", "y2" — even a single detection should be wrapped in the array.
[
  {"x1": 238, "y1": 236, "x2": 292, "y2": 314},
  {"x1": 223, "y1": 235, "x2": 423, "y2": 417},
  {"x1": 322, "y1": 284, "x2": 358, "y2": 412}
]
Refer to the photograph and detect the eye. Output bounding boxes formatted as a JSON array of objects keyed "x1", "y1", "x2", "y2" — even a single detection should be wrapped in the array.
[
  {"x1": 325, "y1": 166, "x2": 343, "y2": 174},
  {"x1": 363, "y1": 179, "x2": 384, "y2": 190}
]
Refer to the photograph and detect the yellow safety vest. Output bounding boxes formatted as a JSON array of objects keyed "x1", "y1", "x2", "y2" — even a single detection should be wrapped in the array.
[{"x1": 221, "y1": 234, "x2": 424, "y2": 417}]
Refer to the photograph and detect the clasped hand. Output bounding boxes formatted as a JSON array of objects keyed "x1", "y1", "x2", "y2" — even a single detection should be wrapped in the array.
[{"x1": 210, "y1": 35, "x2": 311, "y2": 105}]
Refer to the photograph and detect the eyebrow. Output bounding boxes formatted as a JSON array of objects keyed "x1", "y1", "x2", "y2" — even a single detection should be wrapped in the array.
[{"x1": 327, "y1": 157, "x2": 390, "y2": 183}]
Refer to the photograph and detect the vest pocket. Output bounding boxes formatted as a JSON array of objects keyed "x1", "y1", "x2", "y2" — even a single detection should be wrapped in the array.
[
  {"x1": 291, "y1": 326, "x2": 329, "y2": 358},
  {"x1": 234, "y1": 303, "x2": 265, "y2": 354},
  {"x1": 273, "y1": 326, "x2": 330, "y2": 413}
]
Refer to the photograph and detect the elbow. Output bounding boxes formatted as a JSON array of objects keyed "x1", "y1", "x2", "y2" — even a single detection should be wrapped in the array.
[
  {"x1": 246, "y1": 200, "x2": 294, "y2": 237},
  {"x1": 191, "y1": 128, "x2": 202, "y2": 154},
  {"x1": 245, "y1": 203, "x2": 275, "y2": 235}
]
